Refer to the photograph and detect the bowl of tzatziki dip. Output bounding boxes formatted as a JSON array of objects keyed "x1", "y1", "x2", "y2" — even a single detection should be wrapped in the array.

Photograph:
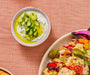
[{"x1": 11, "y1": 7, "x2": 51, "y2": 47}]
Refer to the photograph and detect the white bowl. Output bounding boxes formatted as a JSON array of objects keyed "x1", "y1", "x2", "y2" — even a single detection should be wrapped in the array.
[
  {"x1": 11, "y1": 7, "x2": 51, "y2": 47},
  {"x1": 0, "y1": 67, "x2": 13, "y2": 75},
  {"x1": 38, "y1": 29, "x2": 86, "y2": 75}
]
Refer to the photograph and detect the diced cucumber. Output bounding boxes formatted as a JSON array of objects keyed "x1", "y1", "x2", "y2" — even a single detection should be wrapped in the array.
[
  {"x1": 33, "y1": 31, "x2": 38, "y2": 37},
  {"x1": 30, "y1": 19, "x2": 33, "y2": 23},
  {"x1": 18, "y1": 12, "x2": 43, "y2": 41},
  {"x1": 18, "y1": 21, "x2": 22, "y2": 27},
  {"x1": 25, "y1": 25, "x2": 28, "y2": 29},
  {"x1": 22, "y1": 22, "x2": 25, "y2": 25},
  {"x1": 31, "y1": 23, "x2": 35, "y2": 28},
  {"x1": 26, "y1": 28, "x2": 30, "y2": 32},
  {"x1": 24, "y1": 13, "x2": 29, "y2": 18},
  {"x1": 27, "y1": 21, "x2": 31, "y2": 26},
  {"x1": 26, "y1": 30, "x2": 30, "y2": 34},
  {"x1": 25, "y1": 36, "x2": 31, "y2": 40},
  {"x1": 25, "y1": 17, "x2": 28, "y2": 23},
  {"x1": 30, "y1": 35, "x2": 33, "y2": 38},
  {"x1": 29, "y1": 29, "x2": 33, "y2": 36},
  {"x1": 33, "y1": 28, "x2": 37, "y2": 32},
  {"x1": 25, "y1": 25, "x2": 30, "y2": 34},
  {"x1": 34, "y1": 21, "x2": 40, "y2": 26},
  {"x1": 30, "y1": 13, "x2": 37, "y2": 20},
  {"x1": 22, "y1": 17, "x2": 25, "y2": 21}
]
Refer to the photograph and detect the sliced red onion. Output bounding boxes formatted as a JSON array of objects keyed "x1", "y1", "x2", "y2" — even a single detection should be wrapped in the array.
[
  {"x1": 76, "y1": 31, "x2": 90, "y2": 36},
  {"x1": 78, "y1": 35, "x2": 88, "y2": 40}
]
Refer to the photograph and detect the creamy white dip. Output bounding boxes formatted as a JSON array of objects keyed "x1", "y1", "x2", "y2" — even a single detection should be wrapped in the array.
[{"x1": 17, "y1": 10, "x2": 48, "y2": 42}]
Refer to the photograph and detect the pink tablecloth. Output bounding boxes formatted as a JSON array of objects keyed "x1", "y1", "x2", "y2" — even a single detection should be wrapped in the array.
[{"x1": 0, "y1": 0, "x2": 90, "y2": 75}]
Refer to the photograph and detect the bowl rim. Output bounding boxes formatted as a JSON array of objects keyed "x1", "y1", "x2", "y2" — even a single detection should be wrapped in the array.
[
  {"x1": 38, "y1": 29, "x2": 86, "y2": 75},
  {"x1": 11, "y1": 7, "x2": 51, "y2": 47},
  {"x1": 0, "y1": 67, "x2": 13, "y2": 75}
]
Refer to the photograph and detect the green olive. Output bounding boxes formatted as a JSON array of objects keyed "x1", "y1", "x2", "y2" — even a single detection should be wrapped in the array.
[{"x1": 48, "y1": 50, "x2": 59, "y2": 59}]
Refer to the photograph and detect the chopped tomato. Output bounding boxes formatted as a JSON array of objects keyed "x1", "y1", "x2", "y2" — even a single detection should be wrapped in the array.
[
  {"x1": 47, "y1": 62, "x2": 57, "y2": 68},
  {"x1": 64, "y1": 45, "x2": 73, "y2": 51},
  {"x1": 47, "y1": 62, "x2": 59, "y2": 72},
  {"x1": 65, "y1": 64, "x2": 83, "y2": 75}
]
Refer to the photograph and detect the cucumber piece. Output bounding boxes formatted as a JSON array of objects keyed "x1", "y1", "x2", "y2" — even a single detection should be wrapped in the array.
[
  {"x1": 30, "y1": 13, "x2": 37, "y2": 21},
  {"x1": 25, "y1": 25, "x2": 28, "y2": 29},
  {"x1": 25, "y1": 25, "x2": 30, "y2": 34},
  {"x1": 31, "y1": 23, "x2": 35, "y2": 28},
  {"x1": 30, "y1": 18, "x2": 33, "y2": 23},
  {"x1": 27, "y1": 21, "x2": 31, "y2": 26},
  {"x1": 22, "y1": 22, "x2": 25, "y2": 25},
  {"x1": 18, "y1": 21, "x2": 22, "y2": 27},
  {"x1": 29, "y1": 29, "x2": 33, "y2": 36},
  {"x1": 33, "y1": 31, "x2": 38, "y2": 37},
  {"x1": 22, "y1": 13, "x2": 29, "y2": 23},
  {"x1": 22, "y1": 17, "x2": 25, "y2": 21},
  {"x1": 30, "y1": 35, "x2": 33, "y2": 38},
  {"x1": 25, "y1": 36, "x2": 31, "y2": 40},
  {"x1": 34, "y1": 21, "x2": 40, "y2": 26},
  {"x1": 33, "y1": 28, "x2": 37, "y2": 32},
  {"x1": 25, "y1": 17, "x2": 28, "y2": 23},
  {"x1": 22, "y1": 16, "x2": 28, "y2": 23},
  {"x1": 24, "y1": 13, "x2": 29, "y2": 18},
  {"x1": 26, "y1": 28, "x2": 30, "y2": 32}
]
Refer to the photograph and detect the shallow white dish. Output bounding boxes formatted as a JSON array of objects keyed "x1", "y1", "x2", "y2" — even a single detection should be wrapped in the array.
[
  {"x1": 0, "y1": 67, "x2": 13, "y2": 75},
  {"x1": 38, "y1": 29, "x2": 86, "y2": 75},
  {"x1": 11, "y1": 7, "x2": 51, "y2": 47}
]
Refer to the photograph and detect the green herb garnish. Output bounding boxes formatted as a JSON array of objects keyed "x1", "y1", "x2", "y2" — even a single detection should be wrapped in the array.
[
  {"x1": 82, "y1": 48, "x2": 87, "y2": 54},
  {"x1": 84, "y1": 48, "x2": 87, "y2": 53}
]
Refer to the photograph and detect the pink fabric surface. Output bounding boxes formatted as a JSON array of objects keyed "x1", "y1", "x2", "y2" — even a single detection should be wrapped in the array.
[{"x1": 0, "y1": 0, "x2": 90, "y2": 75}]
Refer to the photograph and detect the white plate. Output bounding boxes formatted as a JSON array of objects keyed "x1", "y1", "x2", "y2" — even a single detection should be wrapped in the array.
[{"x1": 38, "y1": 29, "x2": 86, "y2": 75}]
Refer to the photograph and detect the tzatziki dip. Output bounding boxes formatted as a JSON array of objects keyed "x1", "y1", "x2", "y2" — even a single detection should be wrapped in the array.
[{"x1": 14, "y1": 10, "x2": 48, "y2": 43}]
